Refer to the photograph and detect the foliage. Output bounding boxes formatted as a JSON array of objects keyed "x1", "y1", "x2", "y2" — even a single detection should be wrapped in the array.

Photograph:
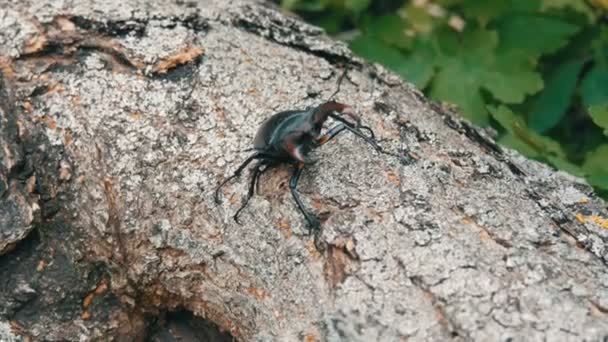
[{"x1": 281, "y1": 0, "x2": 608, "y2": 197}]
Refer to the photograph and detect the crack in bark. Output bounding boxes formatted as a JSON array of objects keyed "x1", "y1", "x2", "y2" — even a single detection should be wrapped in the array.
[
  {"x1": 17, "y1": 18, "x2": 143, "y2": 71},
  {"x1": 324, "y1": 236, "x2": 360, "y2": 289},
  {"x1": 408, "y1": 275, "x2": 467, "y2": 340},
  {"x1": 526, "y1": 188, "x2": 608, "y2": 265},
  {"x1": 169, "y1": 69, "x2": 202, "y2": 122},
  {"x1": 230, "y1": 4, "x2": 357, "y2": 67},
  {"x1": 435, "y1": 103, "x2": 526, "y2": 178},
  {"x1": 426, "y1": 99, "x2": 608, "y2": 267},
  {"x1": 454, "y1": 207, "x2": 513, "y2": 249},
  {"x1": 68, "y1": 12, "x2": 210, "y2": 36},
  {"x1": 395, "y1": 257, "x2": 468, "y2": 340},
  {"x1": 16, "y1": 14, "x2": 207, "y2": 77},
  {"x1": 103, "y1": 178, "x2": 127, "y2": 266},
  {"x1": 589, "y1": 299, "x2": 608, "y2": 315}
]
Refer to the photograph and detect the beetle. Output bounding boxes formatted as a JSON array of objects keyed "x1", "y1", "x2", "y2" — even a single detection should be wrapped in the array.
[{"x1": 214, "y1": 77, "x2": 385, "y2": 249}]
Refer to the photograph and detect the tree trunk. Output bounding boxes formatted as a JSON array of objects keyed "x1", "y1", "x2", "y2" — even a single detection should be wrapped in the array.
[{"x1": 1, "y1": 0, "x2": 608, "y2": 341}]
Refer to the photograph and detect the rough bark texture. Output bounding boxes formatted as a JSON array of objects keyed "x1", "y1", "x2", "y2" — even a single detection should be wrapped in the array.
[{"x1": 1, "y1": 0, "x2": 608, "y2": 341}]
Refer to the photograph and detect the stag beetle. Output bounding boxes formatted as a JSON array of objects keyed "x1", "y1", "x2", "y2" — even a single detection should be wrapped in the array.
[{"x1": 214, "y1": 72, "x2": 385, "y2": 249}]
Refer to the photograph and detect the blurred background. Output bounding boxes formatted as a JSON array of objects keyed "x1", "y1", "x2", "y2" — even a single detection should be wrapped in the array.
[{"x1": 278, "y1": 0, "x2": 608, "y2": 198}]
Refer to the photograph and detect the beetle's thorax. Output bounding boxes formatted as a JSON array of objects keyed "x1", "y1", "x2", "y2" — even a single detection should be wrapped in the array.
[{"x1": 311, "y1": 101, "x2": 347, "y2": 125}]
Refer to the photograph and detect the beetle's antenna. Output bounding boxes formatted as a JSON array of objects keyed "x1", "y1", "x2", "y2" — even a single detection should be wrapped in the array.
[{"x1": 327, "y1": 66, "x2": 349, "y2": 102}]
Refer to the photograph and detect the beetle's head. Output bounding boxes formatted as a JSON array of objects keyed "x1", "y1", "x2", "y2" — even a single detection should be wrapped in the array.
[
  {"x1": 340, "y1": 105, "x2": 361, "y2": 126},
  {"x1": 311, "y1": 101, "x2": 360, "y2": 127}
]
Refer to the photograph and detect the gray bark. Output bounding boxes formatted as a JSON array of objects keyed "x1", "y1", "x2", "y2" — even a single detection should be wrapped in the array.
[{"x1": 1, "y1": 0, "x2": 608, "y2": 341}]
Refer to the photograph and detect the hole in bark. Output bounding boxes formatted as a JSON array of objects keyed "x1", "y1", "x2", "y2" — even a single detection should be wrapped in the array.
[{"x1": 146, "y1": 309, "x2": 236, "y2": 342}]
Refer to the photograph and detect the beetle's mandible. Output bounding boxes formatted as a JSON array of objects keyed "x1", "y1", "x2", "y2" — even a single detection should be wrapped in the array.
[{"x1": 214, "y1": 99, "x2": 384, "y2": 250}]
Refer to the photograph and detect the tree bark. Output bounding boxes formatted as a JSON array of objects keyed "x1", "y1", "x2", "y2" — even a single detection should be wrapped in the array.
[{"x1": 1, "y1": 0, "x2": 608, "y2": 341}]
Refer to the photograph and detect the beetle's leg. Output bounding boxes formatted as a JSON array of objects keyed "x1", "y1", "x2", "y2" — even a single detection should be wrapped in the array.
[
  {"x1": 316, "y1": 123, "x2": 383, "y2": 153},
  {"x1": 342, "y1": 124, "x2": 384, "y2": 152},
  {"x1": 316, "y1": 124, "x2": 346, "y2": 146},
  {"x1": 329, "y1": 113, "x2": 382, "y2": 148},
  {"x1": 233, "y1": 161, "x2": 266, "y2": 224},
  {"x1": 214, "y1": 153, "x2": 263, "y2": 204},
  {"x1": 358, "y1": 125, "x2": 376, "y2": 140},
  {"x1": 289, "y1": 163, "x2": 320, "y2": 231},
  {"x1": 289, "y1": 163, "x2": 324, "y2": 250},
  {"x1": 255, "y1": 163, "x2": 274, "y2": 195}
]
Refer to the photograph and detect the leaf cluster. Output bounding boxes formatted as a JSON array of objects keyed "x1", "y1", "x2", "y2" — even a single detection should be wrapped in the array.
[{"x1": 281, "y1": 0, "x2": 608, "y2": 197}]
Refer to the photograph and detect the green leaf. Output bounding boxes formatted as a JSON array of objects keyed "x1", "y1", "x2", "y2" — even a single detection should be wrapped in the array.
[
  {"x1": 489, "y1": 105, "x2": 582, "y2": 178},
  {"x1": 439, "y1": 0, "x2": 541, "y2": 11},
  {"x1": 488, "y1": 105, "x2": 565, "y2": 158},
  {"x1": 583, "y1": 144, "x2": 608, "y2": 172},
  {"x1": 531, "y1": 131, "x2": 566, "y2": 157},
  {"x1": 434, "y1": 0, "x2": 464, "y2": 7},
  {"x1": 541, "y1": 0, "x2": 595, "y2": 22},
  {"x1": 430, "y1": 28, "x2": 543, "y2": 125},
  {"x1": 488, "y1": 105, "x2": 526, "y2": 134},
  {"x1": 482, "y1": 50, "x2": 544, "y2": 103},
  {"x1": 349, "y1": 34, "x2": 405, "y2": 70},
  {"x1": 399, "y1": 4, "x2": 436, "y2": 34},
  {"x1": 588, "y1": 105, "x2": 608, "y2": 135},
  {"x1": 587, "y1": 173, "x2": 608, "y2": 192},
  {"x1": 507, "y1": 0, "x2": 542, "y2": 12},
  {"x1": 497, "y1": 14, "x2": 580, "y2": 57},
  {"x1": 528, "y1": 60, "x2": 584, "y2": 132},
  {"x1": 591, "y1": 27, "x2": 608, "y2": 64},
  {"x1": 281, "y1": 0, "x2": 299, "y2": 9},
  {"x1": 498, "y1": 133, "x2": 541, "y2": 158},
  {"x1": 349, "y1": 35, "x2": 435, "y2": 88},
  {"x1": 344, "y1": 0, "x2": 371, "y2": 13},
  {"x1": 581, "y1": 65, "x2": 608, "y2": 107},
  {"x1": 312, "y1": 16, "x2": 343, "y2": 34},
  {"x1": 431, "y1": 59, "x2": 489, "y2": 125},
  {"x1": 460, "y1": 2, "x2": 509, "y2": 25},
  {"x1": 398, "y1": 39, "x2": 436, "y2": 88},
  {"x1": 546, "y1": 155, "x2": 584, "y2": 176},
  {"x1": 362, "y1": 14, "x2": 412, "y2": 49},
  {"x1": 583, "y1": 145, "x2": 608, "y2": 190},
  {"x1": 281, "y1": 0, "x2": 327, "y2": 11}
]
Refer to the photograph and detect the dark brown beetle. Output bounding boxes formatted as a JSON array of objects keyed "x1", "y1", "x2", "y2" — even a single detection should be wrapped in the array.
[{"x1": 214, "y1": 78, "x2": 385, "y2": 249}]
